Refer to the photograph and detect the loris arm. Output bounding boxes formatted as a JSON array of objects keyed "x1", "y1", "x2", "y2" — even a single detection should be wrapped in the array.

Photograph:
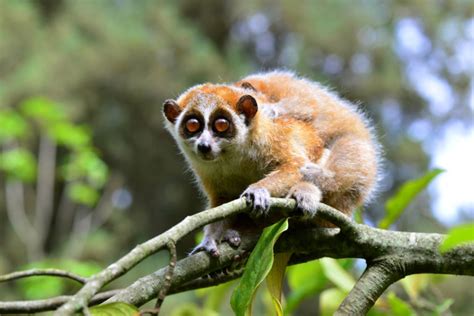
[{"x1": 242, "y1": 160, "x2": 322, "y2": 218}]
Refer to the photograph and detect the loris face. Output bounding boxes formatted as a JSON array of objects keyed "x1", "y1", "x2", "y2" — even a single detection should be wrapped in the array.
[{"x1": 163, "y1": 85, "x2": 258, "y2": 162}]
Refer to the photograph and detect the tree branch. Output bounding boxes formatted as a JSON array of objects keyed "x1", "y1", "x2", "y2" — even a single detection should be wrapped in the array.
[
  {"x1": 336, "y1": 261, "x2": 403, "y2": 315},
  {"x1": 54, "y1": 197, "x2": 284, "y2": 315},
  {"x1": 34, "y1": 135, "x2": 56, "y2": 252},
  {"x1": 0, "y1": 269, "x2": 87, "y2": 284},
  {"x1": 1, "y1": 198, "x2": 472, "y2": 315},
  {"x1": 0, "y1": 290, "x2": 119, "y2": 314},
  {"x1": 104, "y1": 226, "x2": 473, "y2": 309},
  {"x1": 4, "y1": 179, "x2": 42, "y2": 260}
]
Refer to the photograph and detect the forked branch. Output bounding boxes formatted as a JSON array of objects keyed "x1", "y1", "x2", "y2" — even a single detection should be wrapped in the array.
[{"x1": 0, "y1": 198, "x2": 472, "y2": 315}]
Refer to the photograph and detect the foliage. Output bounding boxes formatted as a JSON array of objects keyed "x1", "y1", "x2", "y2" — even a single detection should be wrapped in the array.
[
  {"x1": 379, "y1": 169, "x2": 444, "y2": 229},
  {"x1": 440, "y1": 223, "x2": 474, "y2": 252},
  {"x1": 285, "y1": 260, "x2": 327, "y2": 313},
  {"x1": 18, "y1": 259, "x2": 101, "y2": 300},
  {"x1": 89, "y1": 302, "x2": 138, "y2": 316},
  {"x1": 0, "y1": 110, "x2": 28, "y2": 141},
  {"x1": 228, "y1": 169, "x2": 456, "y2": 315},
  {"x1": 0, "y1": 148, "x2": 36, "y2": 182},
  {"x1": 231, "y1": 218, "x2": 288, "y2": 316},
  {"x1": 0, "y1": 97, "x2": 108, "y2": 206}
]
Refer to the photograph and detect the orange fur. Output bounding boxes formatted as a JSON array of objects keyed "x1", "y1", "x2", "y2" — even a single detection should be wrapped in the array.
[
  {"x1": 163, "y1": 70, "x2": 381, "y2": 254},
  {"x1": 237, "y1": 71, "x2": 380, "y2": 214}
]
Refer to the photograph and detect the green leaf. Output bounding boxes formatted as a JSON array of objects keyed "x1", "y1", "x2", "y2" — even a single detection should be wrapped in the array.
[
  {"x1": 0, "y1": 148, "x2": 36, "y2": 182},
  {"x1": 320, "y1": 258, "x2": 355, "y2": 292},
  {"x1": 266, "y1": 252, "x2": 291, "y2": 316},
  {"x1": 400, "y1": 274, "x2": 431, "y2": 300},
  {"x1": 200, "y1": 282, "x2": 233, "y2": 312},
  {"x1": 90, "y1": 302, "x2": 138, "y2": 316},
  {"x1": 62, "y1": 149, "x2": 108, "y2": 187},
  {"x1": 21, "y1": 97, "x2": 66, "y2": 123},
  {"x1": 69, "y1": 183, "x2": 99, "y2": 206},
  {"x1": 62, "y1": 259, "x2": 101, "y2": 277},
  {"x1": 48, "y1": 122, "x2": 90, "y2": 149},
  {"x1": 230, "y1": 218, "x2": 289, "y2": 316},
  {"x1": 432, "y1": 298, "x2": 454, "y2": 315},
  {"x1": 0, "y1": 110, "x2": 28, "y2": 142},
  {"x1": 320, "y1": 288, "x2": 346, "y2": 316},
  {"x1": 439, "y1": 223, "x2": 474, "y2": 253},
  {"x1": 285, "y1": 260, "x2": 328, "y2": 314},
  {"x1": 353, "y1": 207, "x2": 364, "y2": 224},
  {"x1": 17, "y1": 259, "x2": 100, "y2": 300},
  {"x1": 386, "y1": 292, "x2": 416, "y2": 316},
  {"x1": 379, "y1": 169, "x2": 444, "y2": 229},
  {"x1": 18, "y1": 271, "x2": 64, "y2": 300},
  {"x1": 169, "y1": 303, "x2": 202, "y2": 316}
]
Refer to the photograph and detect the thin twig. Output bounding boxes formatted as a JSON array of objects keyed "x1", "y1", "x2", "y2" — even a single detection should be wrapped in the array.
[
  {"x1": 156, "y1": 241, "x2": 177, "y2": 309},
  {"x1": 3, "y1": 197, "x2": 472, "y2": 315},
  {"x1": 0, "y1": 269, "x2": 87, "y2": 284},
  {"x1": 139, "y1": 241, "x2": 178, "y2": 316},
  {"x1": 0, "y1": 290, "x2": 119, "y2": 314},
  {"x1": 54, "y1": 197, "x2": 263, "y2": 315}
]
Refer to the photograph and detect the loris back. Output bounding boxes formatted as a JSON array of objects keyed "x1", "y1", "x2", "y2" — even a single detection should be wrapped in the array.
[{"x1": 163, "y1": 71, "x2": 381, "y2": 255}]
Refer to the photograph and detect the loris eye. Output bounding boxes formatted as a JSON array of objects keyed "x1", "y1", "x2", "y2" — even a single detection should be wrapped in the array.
[
  {"x1": 185, "y1": 118, "x2": 200, "y2": 133},
  {"x1": 214, "y1": 118, "x2": 230, "y2": 133}
]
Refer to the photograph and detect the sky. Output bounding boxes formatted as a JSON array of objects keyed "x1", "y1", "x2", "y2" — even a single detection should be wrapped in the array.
[{"x1": 396, "y1": 17, "x2": 474, "y2": 225}]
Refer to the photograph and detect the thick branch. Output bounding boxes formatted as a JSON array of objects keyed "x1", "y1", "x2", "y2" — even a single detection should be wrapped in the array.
[
  {"x1": 54, "y1": 198, "x2": 296, "y2": 315},
  {"x1": 336, "y1": 261, "x2": 403, "y2": 315},
  {"x1": 107, "y1": 226, "x2": 474, "y2": 308},
  {"x1": 1, "y1": 198, "x2": 472, "y2": 315}
]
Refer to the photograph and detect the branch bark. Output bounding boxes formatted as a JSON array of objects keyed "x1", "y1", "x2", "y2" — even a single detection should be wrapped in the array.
[
  {"x1": 105, "y1": 225, "x2": 473, "y2": 309},
  {"x1": 54, "y1": 198, "x2": 295, "y2": 315},
  {"x1": 0, "y1": 198, "x2": 472, "y2": 315},
  {"x1": 0, "y1": 268, "x2": 86, "y2": 284}
]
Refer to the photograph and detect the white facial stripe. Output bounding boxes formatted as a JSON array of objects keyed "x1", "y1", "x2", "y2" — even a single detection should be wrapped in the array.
[{"x1": 199, "y1": 130, "x2": 212, "y2": 143}]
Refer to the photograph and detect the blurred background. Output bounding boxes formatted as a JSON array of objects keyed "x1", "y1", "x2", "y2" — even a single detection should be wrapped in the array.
[{"x1": 0, "y1": 0, "x2": 472, "y2": 315}]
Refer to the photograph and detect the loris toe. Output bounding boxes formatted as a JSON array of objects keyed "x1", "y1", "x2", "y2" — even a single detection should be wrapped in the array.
[
  {"x1": 190, "y1": 237, "x2": 220, "y2": 257},
  {"x1": 289, "y1": 183, "x2": 322, "y2": 218},
  {"x1": 223, "y1": 229, "x2": 241, "y2": 248},
  {"x1": 241, "y1": 186, "x2": 271, "y2": 217}
]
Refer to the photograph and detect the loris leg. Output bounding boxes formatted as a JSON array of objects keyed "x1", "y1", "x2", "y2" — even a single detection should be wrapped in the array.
[
  {"x1": 301, "y1": 135, "x2": 378, "y2": 215},
  {"x1": 190, "y1": 222, "x2": 224, "y2": 257},
  {"x1": 191, "y1": 197, "x2": 243, "y2": 257},
  {"x1": 191, "y1": 219, "x2": 241, "y2": 257}
]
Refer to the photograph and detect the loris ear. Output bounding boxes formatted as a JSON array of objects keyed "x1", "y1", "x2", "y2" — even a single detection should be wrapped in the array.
[
  {"x1": 237, "y1": 95, "x2": 258, "y2": 124},
  {"x1": 163, "y1": 99, "x2": 181, "y2": 124},
  {"x1": 240, "y1": 81, "x2": 257, "y2": 92}
]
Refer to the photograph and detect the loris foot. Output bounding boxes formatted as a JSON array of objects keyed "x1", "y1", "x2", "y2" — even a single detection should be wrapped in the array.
[
  {"x1": 223, "y1": 229, "x2": 241, "y2": 248},
  {"x1": 288, "y1": 182, "x2": 322, "y2": 218},
  {"x1": 241, "y1": 186, "x2": 271, "y2": 217},
  {"x1": 190, "y1": 236, "x2": 220, "y2": 257},
  {"x1": 190, "y1": 229, "x2": 241, "y2": 257}
]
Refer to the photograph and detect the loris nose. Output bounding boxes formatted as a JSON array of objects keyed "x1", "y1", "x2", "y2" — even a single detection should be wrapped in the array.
[{"x1": 197, "y1": 143, "x2": 211, "y2": 154}]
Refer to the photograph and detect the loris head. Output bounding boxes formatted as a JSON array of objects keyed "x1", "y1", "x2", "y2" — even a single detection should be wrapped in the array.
[{"x1": 163, "y1": 84, "x2": 259, "y2": 162}]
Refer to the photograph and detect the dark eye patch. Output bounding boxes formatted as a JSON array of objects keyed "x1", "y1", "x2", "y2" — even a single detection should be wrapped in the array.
[
  {"x1": 209, "y1": 108, "x2": 236, "y2": 138},
  {"x1": 179, "y1": 110, "x2": 204, "y2": 138}
]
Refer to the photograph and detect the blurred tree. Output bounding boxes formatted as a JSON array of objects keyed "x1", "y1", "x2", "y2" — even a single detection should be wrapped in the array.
[{"x1": 0, "y1": 97, "x2": 112, "y2": 261}]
